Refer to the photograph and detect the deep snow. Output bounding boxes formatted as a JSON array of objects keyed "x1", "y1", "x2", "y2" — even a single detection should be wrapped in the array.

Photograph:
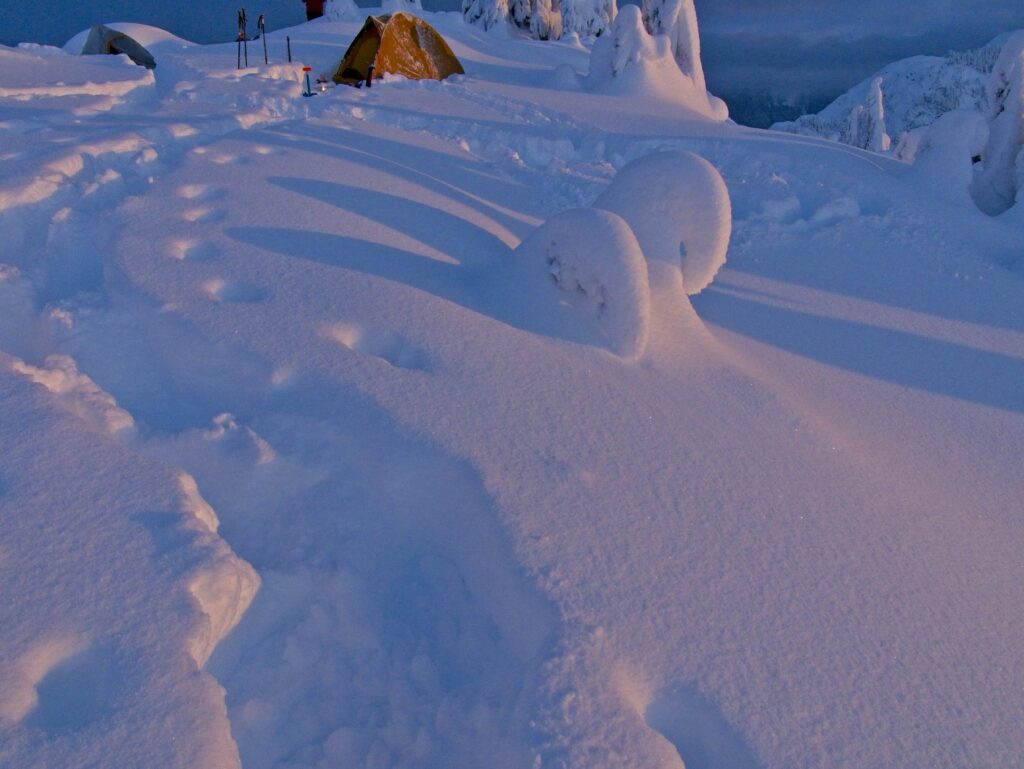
[{"x1": 1, "y1": 10, "x2": 1023, "y2": 769}]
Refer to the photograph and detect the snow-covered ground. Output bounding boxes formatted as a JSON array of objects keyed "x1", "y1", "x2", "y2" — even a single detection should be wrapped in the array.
[{"x1": 2, "y1": 11, "x2": 1024, "y2": 769}]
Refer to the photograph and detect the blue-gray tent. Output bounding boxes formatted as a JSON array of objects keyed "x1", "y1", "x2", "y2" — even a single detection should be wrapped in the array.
[{"x1": 81, "y1": 25, "x2": 156, "y2": 69}]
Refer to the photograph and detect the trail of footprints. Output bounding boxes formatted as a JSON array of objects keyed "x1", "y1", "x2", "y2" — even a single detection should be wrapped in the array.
[{"x1": 166, "y1": 146, "x2": 430, "y2": 369}]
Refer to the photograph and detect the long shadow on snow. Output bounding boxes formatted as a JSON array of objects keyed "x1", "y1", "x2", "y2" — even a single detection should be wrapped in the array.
[
  {"x1": 266, "y1": 176, "x2": 508, "y2": 268},
  {"x1": 227, "y1": 224, "x2": 606, "y2": 353},
  {"x1": 244, "y1": 125, "x2": 538, "y2": 241},
  {"x1": 696, "y1": 286, "x2": 1024, "y2": 414}
]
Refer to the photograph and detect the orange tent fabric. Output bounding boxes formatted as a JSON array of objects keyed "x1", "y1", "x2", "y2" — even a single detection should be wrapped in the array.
[{"x1": 333, "y1": 13, "x2": 464, "y2": 85}]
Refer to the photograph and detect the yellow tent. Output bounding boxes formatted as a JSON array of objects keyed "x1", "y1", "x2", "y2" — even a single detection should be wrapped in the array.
[{"x1": 333, "y1": 13, "x2": 464, "y2": 86}]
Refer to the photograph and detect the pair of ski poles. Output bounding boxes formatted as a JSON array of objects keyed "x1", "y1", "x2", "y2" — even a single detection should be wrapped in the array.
[{"x1": 237, "y1": 10, "x2": 269, "y2": 69}]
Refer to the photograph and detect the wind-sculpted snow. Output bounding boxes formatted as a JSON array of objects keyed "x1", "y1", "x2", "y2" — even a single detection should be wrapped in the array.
[
  {"x1": 514, "y1": 208, "x2": 650, "y2": 358},
  {"x1": 595, "y1": 150, "x2": 731, "y2": 296}
]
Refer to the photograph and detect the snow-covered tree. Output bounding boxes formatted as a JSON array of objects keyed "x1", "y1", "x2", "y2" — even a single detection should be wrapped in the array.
[
  {"x1": 977, "y1": 31, "x2": 1024, "y2": 212},
  {"x1": 640, "y1": 0, "x2": 705, "y2": 93},
  {"x1": 509, "y1": 0, "x2": 532, "y2": 30},
  {"x1": 562, "y1": 0, "x2": 616, "y2": 38},
  {"x1": 463, "y1": 0, "x2": 509, "y2": 31},
  {"x1": 848, "y1": 77, "x2": 891, "y2": 153},
  {"x1": 382, "y1": 0, "x2": 423, "y2": 12},
  {"x1": 324, "y1": 0, "x2": 359, "y2": 20},
  {"x1": 531, "y1": 0, "x2": 563, "y2": 39}
]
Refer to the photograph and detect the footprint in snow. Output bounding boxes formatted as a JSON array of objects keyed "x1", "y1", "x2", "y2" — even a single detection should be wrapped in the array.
[
  {"x1": 183, "y1": 207, "x2": 226, "y2": 224},
  {"x1": 167, "y1": 239, "x2": 217, "y2": 261},
  {"x1": 323, "y1": 323, "x2": 429, "y2": 370},
  {"x1": 176, "y1": 183, "x2": 225, "y2": 202},
  {"x1": 25, "y1": 644, "x2": 122, "y2": 735},
  {"x1": 644, "y1": 686, "x2": 762, "y2": 769},
  {"x1": 204, "y1": 278, "x2": 267, "y2": 303}
]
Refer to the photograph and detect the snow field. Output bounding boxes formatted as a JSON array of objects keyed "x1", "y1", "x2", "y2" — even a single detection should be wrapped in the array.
[{"x1": 1, "y1": 8, "x2": 1023, "y2": 769}]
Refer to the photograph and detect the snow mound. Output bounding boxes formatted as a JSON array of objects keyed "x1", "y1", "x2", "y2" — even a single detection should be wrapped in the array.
[
  {"x1": 585, "y1": 5, "x2": 726, "y2": 120},
  {"x1": 0, "y1": 44, "x2": 154, "y2": 100},
  {"x1": 908, "y1": 109, "x2": 988, "y2": 207},
  {"x1": 594, "y1": 150, "x2": 731, "y2": 295},
  {"x1": 514, "y1": 208, "x2": 650, "y2": 359}
]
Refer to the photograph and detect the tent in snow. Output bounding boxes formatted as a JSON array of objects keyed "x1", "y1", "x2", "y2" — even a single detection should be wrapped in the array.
[
  {"x1": 80, "y1": 25, "x2": 157, "y2": 69},
  {"x1": 333, "y1": 13, "x2": 464, "y2": 86}
]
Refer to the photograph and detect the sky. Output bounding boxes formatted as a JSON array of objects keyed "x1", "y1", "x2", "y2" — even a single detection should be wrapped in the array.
[
  {"x1": 1, "y1": 0, "x2": 1023, "y2": 110},
  {"x1": 696, "y1": 0, "x2": 1024, "y2": 101}
]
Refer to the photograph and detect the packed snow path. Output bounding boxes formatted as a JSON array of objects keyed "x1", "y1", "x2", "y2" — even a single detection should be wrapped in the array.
[{"x1": 2, "y1": 14, "x2": 1024, "y2": 769}]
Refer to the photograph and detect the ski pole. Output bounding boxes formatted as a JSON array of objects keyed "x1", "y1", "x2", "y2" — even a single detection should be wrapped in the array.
[
  {"x1": 286, "y1": 35, "x2": 292, "y2": 63},
  {"x1": 239, "y1": 8, "x2": 248, "y2": 67},
  {"x1": 302, "y1": 66, "x2": 314, "y2": 97},
  {"x1": 258, "y1": 14, "x2": 268, "y2": 64}
]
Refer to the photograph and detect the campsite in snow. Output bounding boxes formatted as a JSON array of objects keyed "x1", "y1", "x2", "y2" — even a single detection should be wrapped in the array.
[{"x1": 1, "y1": 0, "x2": 1023, "y2": 767}]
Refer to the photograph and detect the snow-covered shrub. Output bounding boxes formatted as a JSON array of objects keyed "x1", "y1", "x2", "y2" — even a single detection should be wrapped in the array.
[
  {"x1": 514, "y1": 208, "x2": 650, "y2": 358},
  {"x1": 908, "y1": 109, "x2": 988, "y2": 207},
  {"x1": 463, "y1": 0, "x2": 509, "y2": 31},
  {"x1": 562, "y1": 0, "x2": 616, "y2": 38},
  {"x1": 531, "y1": 0, "x2": 563, "y2": 40},
  {"x1": 324, "y1": 0, "x2": 359, "y2": 21},
  {"x1": 594, "y1": 150, "x2": 731, "y2": 295},
  {"x1": 848, "y1": 77, "x2": 891, "y2": 153},
  {"x1": 977, "y1": 31, "x2": 1024, "y2": 212}
]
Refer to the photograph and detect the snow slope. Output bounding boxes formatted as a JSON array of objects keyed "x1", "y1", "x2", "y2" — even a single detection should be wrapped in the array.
[{"x1": 2, "y1": 10, "x2": 1024, "y2": 769}]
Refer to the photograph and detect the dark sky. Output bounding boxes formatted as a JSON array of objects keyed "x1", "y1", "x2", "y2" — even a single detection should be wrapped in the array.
[{"x1": 2, "y1": 0, "x2": 1023, "y2": 107}]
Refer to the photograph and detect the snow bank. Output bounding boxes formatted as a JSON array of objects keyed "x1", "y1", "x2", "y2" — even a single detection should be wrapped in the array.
[
  {"x1": 0, "y1": 43, "x2": 154, "y2": 99},
  {"x1": 514, "y1": 208, "x2": 650, "y2": 358},
  {"x1": 595, "y1": 150, "x2": 731, "y2": 295},
  {"x1": 586, "y1": 5, "x2": 726, "y2": 119}
]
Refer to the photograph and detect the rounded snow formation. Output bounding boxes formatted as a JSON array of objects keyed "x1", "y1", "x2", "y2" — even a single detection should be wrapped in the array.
[
  {"x1": 595, "y1": 150, "x2": 731, "y2": 296},
  {"x1": 515, "y1": 208, "x2": 651, "y2": 359}
]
